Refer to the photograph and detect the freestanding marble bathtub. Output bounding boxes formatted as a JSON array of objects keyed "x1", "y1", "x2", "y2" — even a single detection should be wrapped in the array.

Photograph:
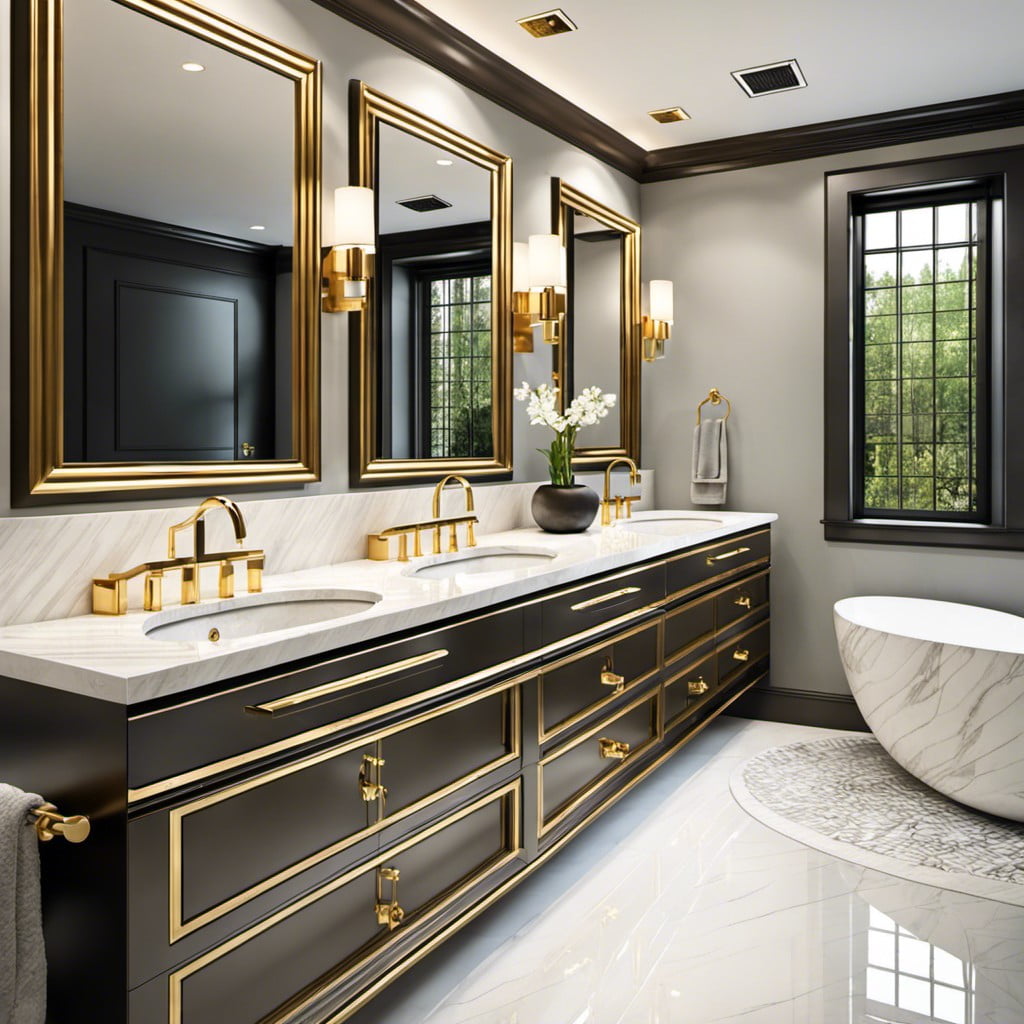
[{"x1": 834, "y1": 596, "x2": 1024, "y2": 822}]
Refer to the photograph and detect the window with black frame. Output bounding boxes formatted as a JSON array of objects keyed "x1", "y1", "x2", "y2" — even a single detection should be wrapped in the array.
[
  {"x1": 854, "y1": 189, "x2": 988, "y2": 521},
  {"x1": 822, "y1": 147, "x2": 1024, "y2": 551}
]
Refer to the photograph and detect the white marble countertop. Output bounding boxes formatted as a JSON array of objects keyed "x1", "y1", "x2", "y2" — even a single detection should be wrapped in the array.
[{"x1": 0, "y1": 511, "x2": 776, "y2": 705}]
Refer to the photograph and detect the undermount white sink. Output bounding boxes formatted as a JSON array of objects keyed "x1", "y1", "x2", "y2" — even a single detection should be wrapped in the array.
[
  {"x1": 613, "y1": 511, "x2": 724, "y2": 536},
  {"x1": 405, "y1": 546, "x2": 557, "y2": 580},
  {"x1": 144, "y1": 588, "x2": 382, "y2": 643}
]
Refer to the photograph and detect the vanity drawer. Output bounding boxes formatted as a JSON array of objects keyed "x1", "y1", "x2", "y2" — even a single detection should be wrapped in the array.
[
  {"x1": 715, "y1": 571, "x2": 769, "y2": 632},
  {"x1": 663, "y1": 592, "x2": 715, "y2": 667},
  {"x1": 538, "y1": 618, "x2": 660, "y2": 744},
  {"x1": 148, "y1": 782, "x2": 520, "y2": 1024},
  {"x1": 127, "y1": 605, "x2": 524, "y2": 796},
  {"x1": 127, "y1": 683, "x2": 519, "y2": 985},
  {"x1": 538, "y1": 689, "x2": 660, "y2": 836},
  {"x1": 665, "y1": 529, "x2": 770, "y2": 600},
  {"x1": 663, "y1": 651, "x2": 717, "y2": 730},
  {"x1": 717, "y1": 619, "x2": 770, "y2": 688},
  {"x1": 538, "y1": 562, "x2": 664, "y2": 649}
]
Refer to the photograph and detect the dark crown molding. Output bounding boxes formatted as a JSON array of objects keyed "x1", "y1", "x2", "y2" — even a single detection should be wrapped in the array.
[{"x1": 315, "y1": 0, "x2": 1024, "y2": 183}]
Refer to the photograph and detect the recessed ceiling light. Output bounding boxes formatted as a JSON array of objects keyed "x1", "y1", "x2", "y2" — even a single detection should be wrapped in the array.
[
  {"x1": 249, "y1": 225, "x2": 266, "y2": 231},
  {"x1": 517, "y1": 9, "x2": 577, "y2": 38},
  {"x1": 181, "y1": 62, "x2": 205, "y2": 73},
  {"x1": 732, "y1": 59, "x2": 807, "y2": 97},
  {"x1": 436, "y1": 159, "x2": 454, "y2": 167},
  {"x1": 648, "y1": 107, "x2": 690, "y2": 124}
]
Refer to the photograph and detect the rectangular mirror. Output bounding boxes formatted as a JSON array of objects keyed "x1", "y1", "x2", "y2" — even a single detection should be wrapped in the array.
[
  {"x1": 554, "y1": 179, "x2": 641, "y2": 466},
  {"x1": 12, "y1": 0, "x2": 321, "y2": 501},
  {"x1": 351, "y1": 82, "x2": 512, "y2": 485}
]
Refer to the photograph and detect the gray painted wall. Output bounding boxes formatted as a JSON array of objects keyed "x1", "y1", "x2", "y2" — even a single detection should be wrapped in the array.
[
  {"x1": 0, "y1": 0, "x2": 639, "y2": 516},
  {"x1": 640, "y1": 126, "x2": 1024, "y2": 698}
]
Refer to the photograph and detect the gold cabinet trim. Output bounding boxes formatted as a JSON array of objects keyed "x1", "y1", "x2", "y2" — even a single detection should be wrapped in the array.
[
  {"x1": 537, "y1": 688, "x2": 662, "y2": 838},
  {"x1": 352, "y1": 81, "x2": 513, "y2": 483},
  {"x1": 537, "y1": 617, "x2": 662, "y2": 745},
  {"x1": 167, "y1": 779, "x2": 522, "y2": 1024},
  {"x1": 167, "y1": 682, "x2": 521, "y2": 943},
  {"x1": 662, "y1": 591, "x2": 716, "y2": 668},
  {"x1": 18, "y1": 0, "x2": 322, "y2": 497}
]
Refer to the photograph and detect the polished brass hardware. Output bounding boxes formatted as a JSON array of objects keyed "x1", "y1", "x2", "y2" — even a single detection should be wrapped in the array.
[
  {"x1": 367, "y1": 476, "x2": 478, "y2": 562},
  {"x1": 240, "y1": 442, "x2": 255, "y2": 458},
  {"x1": 600, "y1": 457, "x2": 642, "y2": 526},
  {"x1": 696, "y1": 387, "x2": 732, "y2": 425},
  {"x1": 359, "y1": 754, "x2": 387, "y2": 803},
  {"x1": 375, "y1": 867, "x2": 405, "y2": 931},
  {"x1": 705, "y1": 546, "x2": 750, "y2": 566},
  {"x1": 92, "y1": 497, "x2": 264, "y2": 614},
  {"x1": 734, "y1": 594, "x2": 752, "y2": 609},
  {"x1": 598, "y1": 737, "x2": 630, "y2": 760},
  {"x1": 642, "y1": 281, "x2": 674, "y2": 361},
  {"x1": 322, "y1": 243, "x2": 372, "y2": 314},
  {"x1": 732, "y1": 648, "x2": 750, "y2": 662},
  {"x1": 688, "y1": 677, "x2": 709, "y2": 696},
  {"x1": 208, "y1": 629, "x2": 220, "y2": 643},
  {"x1": 245, "y1": 649, "x2": 449, "y2": 716},
  {"x1": 31, "y1": 803, "x2": 90, "y2": 844},
  {"x1": 600, "y1": 658, "x2": 625, "y2": 694},
  {"x1": 20, "y1": 0, "x2": 321, "y2": 499},
  {"x1": 570, "y1": 586, "x2": 641, "y2": 612}
]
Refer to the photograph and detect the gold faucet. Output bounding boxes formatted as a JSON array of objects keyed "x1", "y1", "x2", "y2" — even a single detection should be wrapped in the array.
[
  {"x1": 601, "y1": 458, "x2": 642, "y2": 526},
  {"x1": 367, "y1": 475, "x2": 479, "y2": 562},
  {"x1": 91, "y1": 496, "x2": 265, "y2": 615}
]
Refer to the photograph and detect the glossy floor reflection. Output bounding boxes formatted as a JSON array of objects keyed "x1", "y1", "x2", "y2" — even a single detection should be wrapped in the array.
[{"x1": 350, "y1": 719, "x2": 1024, "y2": 1024}]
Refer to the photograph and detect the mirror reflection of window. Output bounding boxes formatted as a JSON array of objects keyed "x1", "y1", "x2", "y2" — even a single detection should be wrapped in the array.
[
  {"x1": 376, "y1": 123, "x2": 494, "y2": 461},
  {"x1": 62, "y1": 0, "x2": 294, "y2": 463}
]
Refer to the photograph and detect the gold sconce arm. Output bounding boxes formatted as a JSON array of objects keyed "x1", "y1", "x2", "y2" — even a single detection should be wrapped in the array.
[{"x1": 322, "y1": 246, "x2": 373, "y2": 313}]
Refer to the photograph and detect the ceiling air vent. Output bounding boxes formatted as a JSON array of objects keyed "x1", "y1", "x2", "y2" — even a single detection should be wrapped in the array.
[
  {"x1": 517, "y1": 9, "x2": 577, "y2": 38},
  {"x1": 732, "y1": 59, "x2": 806, "y2": 98},
  {"x1": 397, "y1": 195, "x2": 452, "y2": 213},
  {"x1": 648, "y1": 106, "x2": 690, "y2": 124}
]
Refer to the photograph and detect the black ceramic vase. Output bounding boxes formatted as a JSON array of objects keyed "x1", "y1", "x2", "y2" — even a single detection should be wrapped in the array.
[{"x1": 531, "y1": 483, "x2": 600, "y2": 533}]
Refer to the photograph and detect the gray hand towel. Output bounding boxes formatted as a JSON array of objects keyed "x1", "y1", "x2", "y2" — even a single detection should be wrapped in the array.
[
  {"x1": 691, "y1": 419, "x2": 728, "y2": 506},
  {"x1": 0, "y1": 784, "x2": 47, "y2": 1024}
]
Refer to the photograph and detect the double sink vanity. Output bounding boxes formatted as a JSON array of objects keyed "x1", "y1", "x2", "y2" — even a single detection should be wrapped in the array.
[{"x1": 0, "y1": 499, "x2": 774, "y2": 1024}]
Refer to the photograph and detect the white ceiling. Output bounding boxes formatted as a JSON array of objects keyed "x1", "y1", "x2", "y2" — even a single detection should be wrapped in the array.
[
  {"x1": 416, "y1": 0, "x2": 1024, "y2": 151},
  {"x1": 64, "y1": 0, "x2": 294, "y2": 245}
]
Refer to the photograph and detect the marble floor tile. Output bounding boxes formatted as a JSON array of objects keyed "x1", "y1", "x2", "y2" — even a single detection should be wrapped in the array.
[{"x1": 349, "y1": 718, "x2": 1024, "y2": 1024}]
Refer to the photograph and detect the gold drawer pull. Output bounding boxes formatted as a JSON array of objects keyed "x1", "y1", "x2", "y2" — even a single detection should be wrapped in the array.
[
  {"x1": 706, "y1": 546, "x2": 750, "y2": 566},
  {"x1": 600, "y1": 657, "x2": 625, "y2": 694},
  {"x1": 688, "y1": 676, "x2": 709, "y2": 696},
  {"x1": 359, "y1": 754, "x2": 387, "y2": 803},
  {"x1": 598, "y1": 737, "x2": 630, "y2": 760},
  {"x1": 734, "y1": 595, "x2": 752, "y2": 609},
  {"x1": 732, "y1": 648, "x2": 750, "y2": 662},
  {"x1": 245, "y1": 649, "x2": 448, "y2": 716},
  {"x1": 375, "y1": 867, "x2": 404, "y2": 931},
  {"x1": 570, "y1": 586, "x2": 641, "y2": 612}
]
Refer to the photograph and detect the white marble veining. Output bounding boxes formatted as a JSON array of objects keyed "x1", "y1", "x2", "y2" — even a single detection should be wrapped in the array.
[
  {"x1": 834, "y1": 596, "x2": 1024, "y2": 822},
  {"x1": 348, "y1": 720, "x2": 1024, "y2": 1024},
  {"x1": 0, "y1": 509, "x2": 774, "y2": 704}
]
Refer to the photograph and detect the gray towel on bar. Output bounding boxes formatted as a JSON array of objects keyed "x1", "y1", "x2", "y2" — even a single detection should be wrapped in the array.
[
  {"x1": 691, "y1": 419, "x2": 728, "y2": 506},
  {"x1": 0, "y1": 784, "x2": 46, "y2": 1024}
]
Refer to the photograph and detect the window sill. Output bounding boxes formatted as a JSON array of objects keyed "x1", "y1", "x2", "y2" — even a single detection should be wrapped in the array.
[{"x1": 822, "y1": 519, "x2": 1024, "y2": 551}]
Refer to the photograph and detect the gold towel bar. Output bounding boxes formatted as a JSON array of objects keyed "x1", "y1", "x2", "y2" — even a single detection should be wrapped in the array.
[
  {"x1": 31, "y1": 803, "x2": 91, "y2": 844},
  {"x1": 696, "y1": 387, "x2": 731, "y2": 425}
]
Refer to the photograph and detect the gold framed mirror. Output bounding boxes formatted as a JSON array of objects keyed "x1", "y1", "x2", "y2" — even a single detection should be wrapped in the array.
[
  {"x1": 554, "y1": 179, "x2": 641, "y2": 467},
  {"x1": 12, "y1": 0, "x2": 321, "y2": 502},
  {"x1": 351, "y1": 82, "x2": 512, "y2": 485}
]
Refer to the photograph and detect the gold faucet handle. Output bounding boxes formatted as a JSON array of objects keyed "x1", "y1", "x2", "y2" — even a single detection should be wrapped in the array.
[
  {"x1": 622, "y1": 496, "x2": 641, "y2": 518},
  {"x1": 367, "y1": 534, "x2": 390, "y2": 561},
  {"x1": 144, "y1": 572, "x2": 163, "y2": 612},
  {"x1": 247, "y1": 555, "x2": 264, "y2": 593},
  {"x1": 466, "y1": 518, "x2": 477, "y2": 548},
  {"x1": 92, "y1": 577, "x2": 127, "y2": 616}
]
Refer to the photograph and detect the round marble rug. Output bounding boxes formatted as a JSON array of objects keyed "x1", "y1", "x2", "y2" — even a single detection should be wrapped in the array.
[{"x1": 730, "y1": 734, "x2": 1024, "y2": 908}]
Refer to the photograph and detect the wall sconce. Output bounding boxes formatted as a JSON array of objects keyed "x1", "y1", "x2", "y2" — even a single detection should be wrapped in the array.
[
  {"x1": 322, "y1": 186, "x2": 376, "y2": 313},
  {"x1": 512, "y1": 234, "x2": 567, "y2": 351},
  {"x1": 642, "y1": 279, "x2": 673, "y2": 361}
]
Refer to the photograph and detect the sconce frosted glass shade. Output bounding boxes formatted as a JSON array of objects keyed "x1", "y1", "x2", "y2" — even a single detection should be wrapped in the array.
[
  {"x1": 649, "y1": 280, "x2": 674, "y2": 322},
  {"x1": 513, "y1": 242, "x2": 531, "y2": 294},
  {"x1": 333, "y1": 186, "x2": 376, "y2": 249},
  {"x1": 528, "y1": 234, "x2": 566, "y2": 289}
]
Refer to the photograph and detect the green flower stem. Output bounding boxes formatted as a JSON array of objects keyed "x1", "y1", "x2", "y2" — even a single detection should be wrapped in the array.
[{"x1": 543, "y1": 426, "x2": 578, "y2": 486}]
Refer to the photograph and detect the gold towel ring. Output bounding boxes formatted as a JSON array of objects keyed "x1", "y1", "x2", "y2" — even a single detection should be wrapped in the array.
[{"x1": 696, "y1": 388, "x2": 731, "y2": 425}]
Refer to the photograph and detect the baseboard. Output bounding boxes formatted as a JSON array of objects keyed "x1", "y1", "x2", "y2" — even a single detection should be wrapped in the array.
[{"x1": 725, "y1": 678, "x2": 869, "y2": 732}]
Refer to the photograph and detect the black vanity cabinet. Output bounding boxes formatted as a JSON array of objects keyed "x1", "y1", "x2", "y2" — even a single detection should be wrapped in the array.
[{"x1": 0, "y1": 526, "x2": 771, "y2": 1024}]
